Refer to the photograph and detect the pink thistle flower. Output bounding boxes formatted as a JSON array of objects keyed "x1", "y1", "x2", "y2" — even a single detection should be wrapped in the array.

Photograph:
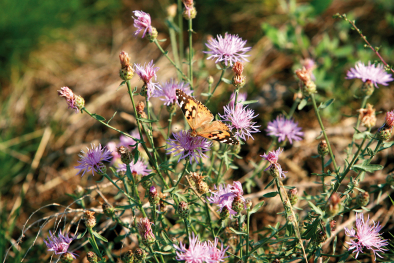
[
  {"x1": 260, "y1": 148, "x2": 287, "y2": 178},
  {"x1": 134, "y1": 60, "x2": 160, "y2": 99},
  {"x1": 75, "y1": 144, "x2": 112, "y2": 177},
  {"x1": 132, "y1": 10, "x2": 152, "y2": 38},
  {"x1": 137, "y1": 218, "x2": 155, "y2": 244},
  {"x1": 174, "y1": 233, "x2": 210, "y2": 262},
  {"x1": 154, "y1": 79, "x2": 193, "y2": 106},
  {"x1": 207, "y1": 237, "x2": 229, "y2": 263},
  {"x1": 117, "y1": 158, "x2": 151, "y2": 176},
  {"x1": 219, "y1": 103, "x2": 260, "y2": 141},
  {"x1": 204, "y1": 33, "x2": 251, "y2": 66},
  {"x1": 166, "y1": 130, "x2": 212, "y2": 164},
  {"x1": 119, "y1": 129, "x2": 140, "y2": 148},
  {"x1": 266, "y1": 116, "x2": 304, "y2": 144},
  {"x1": 207, "y1": 181, "x2": 244, "y2": 216},
  {"x1": 344, "y1": 213, "x2": 388, "y2": 259},
  {"x1": 346, "y1": 61, "x2": 393, "y2": 88},
  {"x1": 385, "y1": 110, "x2": 394, "y2": 128},
  {"x1": 107, "y1": 141, "x2": 121, "y2": 160},
  {"x1": 58, "y1": 87, "x2": 78, "y2": 112},
  {"x1": 44, "y1": 231, "x2": 77, "y2": 258}
]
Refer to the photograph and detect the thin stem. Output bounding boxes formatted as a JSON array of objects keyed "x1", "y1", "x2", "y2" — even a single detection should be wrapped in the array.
[
  {"x1": 87, "y1": 228, "x2": 103, "y2": 259},
  {"x1": 102, "y1": 173, "x2": 134, "y2": 201},
  {"x1": 348, "y1": 96, "x2": 368, "y2": 157},
  {"x1": 206, "y1": 69, "x2": 226, "y2": 104},
  {"x1": 321, "y1": 156, "x2": 325, "y2": 192},
  {"x1": 174, "y1": 160, "x2": 189, "y2": 188},
  {"x1": 310, "y1": 94, "x2": 339, "y2": 172},
  {"x1": 234, "y1": 88, "x2": 240, "y2": 109},
  {"x1": 245, "y1": 211, "x2": 250, "y2": 262},
  {"x1": 148, "y1": 246, "x2": 161, "y2": 263},
  {"x1": 183, "y1": 218, "x2": 191, "y2": 241},
  {"x1": 126, "y1": 164, "x2": 148, "y2": 218},
  {"x1": 239, "y1": 215, "x2": 243, "y2": 258},
  {"x1": 177, "y1": 0, "x2": 184, "y2": 64},
  {"x1": 188, "y1": 19, "x2": 193, "y2": 88},
  {"x1": 205, "y1": 202, "x2": 215, "y2": 237}
]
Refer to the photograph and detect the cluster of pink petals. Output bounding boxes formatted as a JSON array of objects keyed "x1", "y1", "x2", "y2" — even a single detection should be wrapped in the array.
[
  {"x1": 134, "y1": 60, "x2": 160, "y2": 99},
  {"x1": 57, "y1": 87, "x2": 78, "y2": 112},
  {"x1": 44, "y1": 231, "x2": 77, "y2": 258},
  {"x1": 137, "y1": 218, "x2": 155, "y2": 240},
  {"x1": 207, "y1": 181, "x2": 245, "y2": 216},
  {"x1": 117, "y1": 158, "x2": 151, "y2": 176},
  {"x1": 260, "y1": 148, "x2": 287, "y2": 178},
  {"x1": 174, "y1": 233, "x2": 228, "y2": 263},
  {"x1": 132, "y1": 10, "x2": 152, "y2": 38},
  {"x1": 266, "y1": 116, "x2": 304, "y2": 144},
  {"x1": 344, "y1": 213, "x2": 388, "y2": 259},
  {"x1": 346, "y1": 61, "x2": 393, "y2": 88},
  {"x1": 75, "y1": 144, "x2": 112, "y2": 177},
  {"x1": 385, "y1": 110, "x2": 394, "y2": 128},
  {"x1": 154, "y1": 79, "x2": 193, "y2": 106}
]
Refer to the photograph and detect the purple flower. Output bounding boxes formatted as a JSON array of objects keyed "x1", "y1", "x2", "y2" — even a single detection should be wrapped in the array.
[
  {"x1": 344, "y1": 213, "x2": 388, "y2": 259},
  {"x1": 117, "y1": 158, "x2": 151, "y2": 176},
  {"x1": 132, "y1": 10, "x2": 152, "y2": 38},
  {"x1": 207, "y1": 181, "x2": 244, "y2": 216},
  {"x1": 134, "y1": 60, "x2": 160, "y2": 100},
  {"x1": 204, "y1": 33, "x2": 251, "y2": 66},
  {"x1": 137, "y1": 218, "x2": 155, "y2": 243},
  {"x1": 44, "y1": 231, "x2": 77, "y2": 258},
  {"x1": 229, "y1": 92, "x2": 247, "y2": 109},
  {"x1": 57, "y1": 87, "x2": 79, "y2": 112},
  {"x1": 219, "y1": 103, "x2": 260, "y2": 141},
  {"x1": 207, "y1": 238, "x2": 229, "y2": 263},
  {"x1": 346, "y1": 61, "x2": 393, "y2": 88},
  {"x1": 166, "y1": 130, "x2": 212, "y2": 164},
  {"x1": 119, "y1": 129, "x2": 140, "y2": 148},
  {"x1": 154, "y1": 79, "x2": 193, "y2": 105},
  {"x1": 266, "y1": 116, "x2": 303, "y2": 144},
  {"x1": 75, "y1": 144, "x2": 112, "y2": 176},
  {"x1": 260, "y1": 148, "x2": 287, "y2": 178},
  {"x1": 174, "y1": 233, "x2": 210, "y2": 262}
]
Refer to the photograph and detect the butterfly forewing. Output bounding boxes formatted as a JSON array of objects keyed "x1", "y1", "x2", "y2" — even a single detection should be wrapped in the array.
[{"x1": 198, "y1": 121, "x2": 239, "y2": 145}]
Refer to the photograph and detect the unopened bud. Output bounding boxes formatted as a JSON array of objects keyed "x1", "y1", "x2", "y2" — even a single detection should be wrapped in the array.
[
  {"x1": 178, "y1": 201, "x2": 190, "y2": 219},
  {"x1": 245, "y1": 199, "x2": 253, "y2": 210},
  {"x1": 183, "y1": 7, "x2": 197, "y2": 20},
  {"x1": 87, "y1": 251, "x2": 98, "y2": 263},
  {"x1": 148, "y1": 27, "x2": 158, "y2": 42},
  {"x1": 377, "y1": 125, "x2": 392, "y2": 141},
  {"x1": 74, "y1": 185, "x2": 84, "y2": 198},
  {"x1": 117, "y1": 146, "x2": 132, "y2": 164},
  {"x1": 288, "y1": 188, "x2": 298, "y2": 206},
  {"x1": 358, "y1": 104, "x2": 376, "y2": 129},
  {"x1": 325, "y1": 193, "x2": 342, "y2": 217},
  {"x1": 207, "y1": 76, "x2": 214, "y2": 85},
  {"x1": 136, "y1": 101, "x2": 145, "y2": 115},
  {"x1": 96, "y1": 162, "x2": 107, "y2": 176},
  {"x1": 149, "y1": 186, "x2": 160, "y2": 205},
  {"x1": 318, "y1": 140, "x2": 329, "y2": 157},
  {"x1": 74, "y1": 95, "x2": 85, "y2": 112},
  {"x1": 385, "y1": 110, "x2": 394, "y2": 128},
  {"x1": 360, "y1": 80, "x2": 374, "y2": 97},
  {"x1": 102, "y1": 203, "x2": 115, "y2": 218},
  {"x1": 295, "y1": 68, "x2": 317, "y2": 95},
  {"x1": 268, "y1": 165, "x2": 280, "y2": 178},
  {"x1": 356, "y1": 191, "x2": 369, "y2": 207},
  {"x1": 232, "y1": 196, "x2": 245, "y2": 213},
  {"x1": 220, "y1": 206, "x2": 230, "y2": 220},
  {"x1": 122, "y1": 250, "x2": 134, "y2": 263},
  {"x1": 60, "y1": 252, "x2": 75, "y2": 263},
  {"x1": 232, "y1": 75, "x2": 246, "y2": 88},
  {"x1": 167, "y1": 4, "x2": 177, "y2": 18},
  {"x1": 135, "y1": 248, "x2": 147, "y2": 261},
  {"x1": 84, "y1": 211, "x2": 96, "y2": 228},
  {"x1": 232, "y1": 62, "x2": 244, "y2": 75},
  {"x1": 315, "y1": 229, "x2": 327, "y2": 244}
]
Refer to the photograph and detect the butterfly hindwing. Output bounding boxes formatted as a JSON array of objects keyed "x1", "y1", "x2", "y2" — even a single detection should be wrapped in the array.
[{"x1": 175, "y1": 89, "x2": 239, "y2": 145}]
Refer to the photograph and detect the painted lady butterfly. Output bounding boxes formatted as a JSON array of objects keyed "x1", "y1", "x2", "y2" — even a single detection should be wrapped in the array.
[{"x1": 176, "y1": 89, "x2": 239, "y2": 145}]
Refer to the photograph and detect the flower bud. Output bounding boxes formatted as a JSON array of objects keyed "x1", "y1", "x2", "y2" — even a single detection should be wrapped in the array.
[
  {"x1": 74, "y1": 185, "x2": 84, "y2": 198},
  {"x1": 329, "y1": 220, "x2": 336, "y2": 232},
  {"x1": 232, "y1": 62, "x2": 244, "y2": 75},
  {"x1": 207, "y1": 76, "x2": 214, "y2": 85},
  {"x1": 232, "y1": 75, "x2": 246, "y2": 88},
  {"x1": 84, "y1": 211, "x2": 96, "y2": 228},
  {"x1": 288, "y1": 188, "x2": 298, "y2": 206},
  {"x1": 122, "y1": 250, "x2": 134, "y2": 263},
  {"x1": 74, "y1": 95, "x2": 85, "y2": 112},
  {"x1": 148, "y1": 27, "x2": 158, "y2": 42},
  {"x1": 167, "y1": 4, "x2": 177, "y2": 18},
  {"x1": 356, "y1": 191, "x2": 369, "y2": 207},
  {"x1": 183, "y1": 7, "x2": 197, "y2": 20},
  {"x1": 196, "y1": 181, "x2": 209, "y2": 195},
  {"x1": 149, "y1": 186, "x2": 160, "y2": 205},
  {"x1": 295, "y1": 68, "x2": 317, "y2": 95},
  {"x1": 386, "y1": 173, "x2": 394, "y2": 186},
  {"x1": 96, "y1": 162, "x2": 107, "y2": 176},
  {"x1": 220, "y1": 206, "x2": 230, "y2": 220},
  {"x1": 102, "y1": 203, "x2": 115, "y2": 218},
  {"x1": 358, "y1": 104, "x2": 376, "y2": 129},
  {"x1": 138, "y1": 218, "x2": 155, "y2": 245},
  {"x1": 245, "y1": 199, "x2": 253, "y2": 210},
  {"x1": 136, "y1": 101, "x2": 147, "y2": 119},
  {"x1": 378, "y1": 125, "x2": 392, "y2": 141},
  {"x1": 325, "y1": 193, "x2": 342, "y2": 217},
  {"x1": 360, "y1": 80, "x2": 374, "y2": 97},
  {"x1": 318, "y1": 140, "x2": 329, "y2": 157},
  {"x1": 231, "y1": 196, "x2": 245, "y2": 213},
  {"x1": 178, "y1": 201, "x2": 190, "y2": 219},
  {"x1": 142, "y1": 179, "x2": 152, "y2": 189},
  {"x1": 211, "y1": 140, "x2": 220, "y2": 152},
  {"x1": 268, "y1": 165, "x2": 280, "y2": 178},
  {"x1": 60, "y1": 252, "x2": 75, "y2": 263},
  {"x1": 134, "y1": 248, "x2": 147, "y2": 261},
  {"x1": 315, "y1": 229, "x2": 327, "y2": 244},
  {"x1": 385, "y1": 110, "x2": 394, "y2": 128},
  {"x1": 117, "y1": 146, "x2": 132, "y2": 164},
  {"x1": 87, "y1": 251, "x2": 98, "y2": 263}
]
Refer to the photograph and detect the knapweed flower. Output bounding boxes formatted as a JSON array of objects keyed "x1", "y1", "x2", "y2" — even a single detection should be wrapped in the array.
[
  {"x1": 344, "y1": 213, "x2": 388, "y2": 259},
  {"x1": 44, "y1": 231, "x2": 77, "y2": 258},
  {"x1": 58, "y1": 87, "x2": 77, "y2": 111},
  {"x1": 385, "y1": 110, "x2": 394, "y2": 128},
  {"x1": 132, "y1": 11, "x2": 152, "y2": 38},
  {"x1": 358, "y1": 104, "x2": 376, "y2": 129},
  {"x1": 75, "y1": 144, "x2": 112, "y2": 176},
  {"x1": 260, "y1": 148, "x2": 287, "y2": 178},
  {"x1": 117, "y1": 158, "x2": 151, "y2": 176},
  {"x1": 174, "y1": 233, "x2": 210, "y2": 262},
  {"x1": 154, "y1": 79, "x2": 193, "y2": 105},
  {"x1": 134, "y1": 60, "x2": 160, "y2": 99},
  {"x1": 207, "y1": 181, "x2": 244, "y2": 216},
  {"x1": 204, "y1": 33, "x2": 251, "y2": 66},
  {"x1": 138, "y1": 218, "x2": 156, "y2": 245},
  {"x1": 207, "y1": 238, "x2": 229, "y2": 263},
  {"x1": 219, "y1": 103, "x2": 260, "y2": 140},
  {"x1": 301, "y1": 58, "x2": 316, "y2": 81},
  {"x1": 266, "y1": 116, "x2": 304, "y2": 144},
  {"x1": 346, "y1": 61, "x2": 393, "y2": 88},
  {"x1": 119, "y1": 129, "x2": 140, "y2": 148},
  {"x1": 166, "y1": 130, "x2": 212, "y2": 164}
]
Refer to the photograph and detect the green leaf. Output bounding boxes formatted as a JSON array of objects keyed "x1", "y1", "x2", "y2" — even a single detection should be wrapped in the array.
[
  {"x1": 318, "y1": 98, "x2": 335, "y2": 110},
  {"x1": 308, "y1": 201, "x2": 324, "y2": 216},
  {"x1": 77, "y1": 229, "x2": 87, "y2": 239},
  {"x1": 264, "y1": 179, "x2": 275, "y2": 189},
  {"x1": 163, "y1": 187, "x2": 175, "y2": 193},
  {"x1": 263, "y1": 192, "x2": 278, "y2": 198},
  {"x1": 229, "y1": 227, "x2": 247, "y2": 236},
  {"x1": 353, "y1": 164, "x2": 384, "y2": 173},
  {"x1": 215, "y1": 64, "x2": 222, "y2": 70},
  {"x1": 250, "y1": 201, "x2": 265, "y2": 214},
  {"x1": 139, "y1": 173, "x2": 155, "y2": 184},
  {"x1": 240, "y1": 100, "x2": 258, "y2": 105},
  {"x1": 379, "y1": 141, "x2": 394, "y2": 152},
  {"x1": 107, "y1": 111, "x2": 117, "y2": 124},
  {"x1": 158, "y1": 38, "x2": 167, "y2": 42},
  {"x1": 163, "y1": 245, "x2": 173, "y2": 251},
  {"x1": 92, "y1": 114, "x2": 106, "y2": 121},
  {"x1": 93, "y1": 231, "x2": 108, "y2": 242},
  {"x1": 133, "y1": 148, "x2": 140, "y2": 164},
  {"x1": 201, "y1": 92, "x2": 211, "y2": 97},
  {"x1": 298, "y1": 98, "x2": 308, "y2": 110},
  {"x1": 138, "y1": 118, "x2": 158, "y2": 123},
  {"x1": 221, "y1": 78, "x2": 232, "y2": 84},
  {"x1": 353, "y1": 131, "x2": 372, "y2": 140},
  {"x1": 117, "y1": 81, "x2": 126, "y2": 90},
  {"x1": 324, "y1": 158, "x2": 332, "y2": 168}
]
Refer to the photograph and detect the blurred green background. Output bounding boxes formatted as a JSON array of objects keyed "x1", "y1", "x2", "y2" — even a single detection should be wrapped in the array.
[{"x1": 1, "y1": 0, "x2": 394, "y2": 261}]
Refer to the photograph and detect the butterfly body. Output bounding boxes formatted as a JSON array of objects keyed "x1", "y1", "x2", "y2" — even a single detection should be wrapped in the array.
[{"x1": 176, "y1": 89, "x2": 239, "y2": 145}]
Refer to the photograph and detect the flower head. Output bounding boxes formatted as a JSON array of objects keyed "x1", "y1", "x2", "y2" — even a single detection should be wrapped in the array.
[
  {"x1": 204, "y1": 33, "x2": 251, "y2": 66},
  {"x1": 166, "y1": 130, "x2": 212, "y2": 164},
  {"x1": 75, "y1": 144, "x2": 112, "y2": 177},
  {"x1": 44, "y1": 231, "x2": 77, "y2": 258},
  {"x1": 219, "y1": 103, "x2": 260, "y2": 141},
  {"x1": 174, "y1": 233, "x2": 210, "y2": 262},
  {"x1": 119, "y1": 129, "x2": 140, "y2": 148},
  {"x1": 344, "y1": 213, "x2": 388, "y2": 259},
  {"x1": 132, "y1": 11, "x2": 152, "y2": 38},
  {"x1": 154, "y1": 79, "x2": 193, "y2": 105},
  {"x1": 266, "y1": 116, "x2": 304, "y2": 144},
  {"x1": 346, "y1": 61, "x2": 393, "y2": 88},
  {"x1": 117, "y1": 158, "x2": 151, "y2": 176},
  {"x1": 58, "y1": 87, "x2": 78, "y2": 111},
  {"x1": 385, "y1": 110, "x2": 394, "y2": 128},
  {"x1": 207, "y1": 181, "x2": 244, "y2": 216},
  {"x1": 134, "y1": 60, "x2": 160, "y2": 99},
  {"x1": 358, "y1": 104, "x2": 376, "y2": 129},
  {"x1": 207, "y1": 237, "x2": 229, "y2": 263},
  {"x1": 301, "y1": 58, "x2": 316, "y2": 81},
  {"x1": 138, "y1": 218, "x2": 156, "y2": 244},
  {"x1": 260, "y1": 148, "x2": 287, "y2": 178}
]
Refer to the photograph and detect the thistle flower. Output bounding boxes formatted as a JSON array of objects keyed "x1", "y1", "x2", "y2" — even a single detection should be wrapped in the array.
[
  {"x1": 204, "y1": 33, "x2": 251, "y2": 66},
  {"x1": 119, "y1": 129, "x2": 140, "y2": 148},
  {"x1": 207, "y1": 181, "x2": 244, "y2": 216},
  {"x1": 260, "y1": 148, "x2": 287, "y2": 178},
  {"x1": 174, "y1": 233, "x2": 210, "y2": 262},
  {"x1": 344, "y1": 213, "x2": 388, "y2": 259},
  {"x1": 358, "y1": 104, "x2": 376, "y2": 129},
  {"x1": 132, "y1": 11, "x2": 152, "y2": 38},
  {"x1": 134, "y1": 60, "x2": 160, "y2": 100},
  {"x1": 44, "y1": 231, "x2": 77, "y2": 258},
  {"x1": 385, "y1": 110, "x2": 394, "y2": 128},
  {"x1": 266, "y1": 116, "x2": 304, "y2": 144},
  {"x1": 207, "y1": 237, "x2": 229, "y2": 263},
  {"x1": 117, "y1": 158, "x2": 151, "y2": 176},
  {"x1": 137, "y1": 218, "x2": 156, "y2": 245},
  {"x1": 346, "y1": 61, "x2": 393, "y2": 88},
  {"x1": 75, "y1": 144, "x2": 112, "y2": 176},
  {"x1": 154, "y1": 79, "x2": 193, "y2": 105},
  {"x1": 58, "y1": 87, "x2": 77, "y2": 111},
  {"x1": 219, "y1": 103, "x2": 260, "y2": 140},
  {"x1": 300, "y1": 58, "x2": 316, "y2": 81},
  {"x1": 166, "y1": 130, "x2": 212, "y2": 164}
]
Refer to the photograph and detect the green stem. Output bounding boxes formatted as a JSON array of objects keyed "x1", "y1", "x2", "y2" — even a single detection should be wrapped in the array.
[
  {"x1": 183, "y1": 218, "x2": 191, "y2": 241},
  {"x1": 234, "y1": 87, "x2": 240, "y2": 109},
  {"x1": 188, "y1": 19, "x2": 193, "y2": 88},
  {"x1": 310, "y1": 94, "x2": 339, "y2": 172},
  {"x1": 102, "y1": 173, "x2": 134, "y2": 201},
  {"x1": 206, "y1": 69, "x2": 226, "y2": 104},
  {"x1": 245, "y1": 211, "x2": 251, "y2": 262},
  {"x1": 321, "y1": 156, "x2": 325, "y2": 192},
  {"x1": 207, "y1": 152, "x2": 216, "y2": 178},
  {"x1": 126, "y1": 164, "x2": 148, "y2": 218},
  {"x1": 177, "y1": 0, "x2": 184, "y2": 64},
  {"x1": 168, "y1": 17, "x2": 181, "y2": 81},
  {"x1": 348, "y1": 96, "x2": 369, "y2": 157},
  {"x1": 174, "y1": 160, "x2": 189, "y2": 188},
  {"x1": 148, "y1": 246, "x2": 161, "y2": 263},
  {"x1": 239, "y1": 215, "x2": 243, "y2": 258},
  {"x1": 205, "y1": 202, "x2": 215, "y2": 237},
  {"x1": 87, "y1": 228, "x2": 103, "y2": 259},
  {"x1": 287, "y1": 96, "x2": 301, "y2": 118}
]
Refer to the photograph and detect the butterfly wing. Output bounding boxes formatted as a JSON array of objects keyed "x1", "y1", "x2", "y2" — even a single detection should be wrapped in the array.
[{"x1": 197, "y1": 121, "x2": 239, "y2": 145}]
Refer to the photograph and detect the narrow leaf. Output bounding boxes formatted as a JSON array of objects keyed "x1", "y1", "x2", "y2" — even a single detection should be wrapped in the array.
[
  {"x1": 318, "y1": 98, "x2": 335, "y2": 109},
  {"x1": 93, "y1": 231, "x2": 108, "y2": 242},
  {"x1": 263, "y1": 192, "x2": 278, "y2": 198},
  {"x1": 250, "y1": 201, "x2": 265, "y2": 214}
]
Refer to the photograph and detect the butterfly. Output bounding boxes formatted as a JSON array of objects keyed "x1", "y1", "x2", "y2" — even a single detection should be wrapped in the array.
[{"x1": 176, "y1": 89, "x2": 239, "y2": 145}]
